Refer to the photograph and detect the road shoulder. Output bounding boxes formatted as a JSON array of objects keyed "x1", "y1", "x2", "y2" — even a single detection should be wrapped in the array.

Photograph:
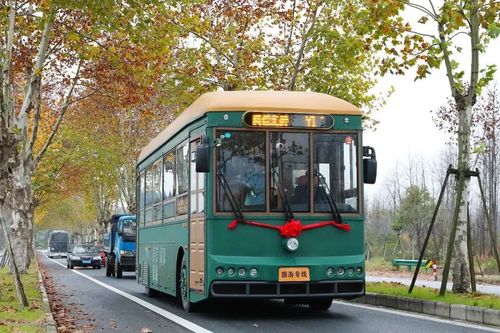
[
  {"x1": 352, "y1": 292, "x2": 500, "y2": 327},
  {"x1": 35, "y1": 253, "x2": 57, "y2": 333}
]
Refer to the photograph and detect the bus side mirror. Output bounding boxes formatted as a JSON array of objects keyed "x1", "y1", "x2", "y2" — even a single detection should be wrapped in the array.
[
  {"x1": 196, "y1": 136, "x2": 210, "y2": 173},
  {"x1": 363, "y1": 146, "x2": 377, "y2": 184}
]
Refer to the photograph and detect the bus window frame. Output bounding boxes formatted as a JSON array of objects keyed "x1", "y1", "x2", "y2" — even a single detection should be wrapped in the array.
[
  {"x1": 138, "y1": 138, "x2": 192, "y2": 229},
  {"x1": 212, "y1": 127, "x2": 362, "y2": 217}
]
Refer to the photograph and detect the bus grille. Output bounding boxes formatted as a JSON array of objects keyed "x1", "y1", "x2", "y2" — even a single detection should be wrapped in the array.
[{"x1": 210, "y1": 280, "x2": 363, "y2": 298}]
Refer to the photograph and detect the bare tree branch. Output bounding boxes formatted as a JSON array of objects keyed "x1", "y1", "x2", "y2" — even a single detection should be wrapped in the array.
[
  {"x1": 1, "y1": 0, "x2": 16, "y2": 125},
  {"x1": 27, "y1": 88, "x2": 41, "y2": 158},
  {"x1": 17, "y1": 7, "x2": 56, "y2": 131},
  {"x1": 428, "y1": 0, "x2": 438, "y2": 17},
  {"x1": 438, "y1": 21, "x2": 459, "y2": 99},
  {"x1": 289, "y1": 2, "x2": 324, "y2": 90},
  {"x1": 188, "y1": 29, "x2": 238, "y2": 69},
  {"x1": 402, "y1": 1, "x2": 438, "y2": 21},
  {"x1": 33, "y1": 61, "x2": 81, "y2": 168},
  {"x1": 408, "y1": 30, "x2": 438, "y2": 39},
  {"x1": 468, "y1": 0, "x2": 480, "y2": 105}
]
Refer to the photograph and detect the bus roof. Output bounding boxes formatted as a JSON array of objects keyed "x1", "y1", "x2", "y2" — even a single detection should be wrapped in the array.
[
  {"x1": 50, "y1": 230, "x2": 69, "y2": 235},
  {"x1": 138, "y1": 91, "x2": 361, "y2": 164}
]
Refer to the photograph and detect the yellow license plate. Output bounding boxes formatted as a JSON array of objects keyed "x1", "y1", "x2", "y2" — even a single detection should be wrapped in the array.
[{"x1": 278, "y1": 267, "x2": 310, "y2": 282}]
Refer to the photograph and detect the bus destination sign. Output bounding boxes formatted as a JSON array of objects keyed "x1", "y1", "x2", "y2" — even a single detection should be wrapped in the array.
[{"x1": 243, "y1": 112, "x2": 334, "y2": 129}]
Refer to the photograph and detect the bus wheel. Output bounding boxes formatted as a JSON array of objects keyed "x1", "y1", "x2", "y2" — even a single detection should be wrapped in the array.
[
  {"x1": 115, "y1": 261, "x2": 123, "y2": 279},
  {"x1": 308, "y1": 298, "x2": 333, "y2": 311},
  {"x1": 178, "y1": 256, "x2": 192, "y2": 312},
  {"x1": 145, "y1": 286, "x2": 157, "y2": 298}
]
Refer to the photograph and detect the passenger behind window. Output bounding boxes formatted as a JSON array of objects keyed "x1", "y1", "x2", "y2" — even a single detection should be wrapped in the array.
[
  {"x1": 243, "y1": 163, "x2": 265, "y2": 208},
  {"x1": 293, "y1": 174, "x2": 309, "y2": 204}
]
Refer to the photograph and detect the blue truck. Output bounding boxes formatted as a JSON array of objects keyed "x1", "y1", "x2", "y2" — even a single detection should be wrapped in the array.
[{"x1": 103, "y1": 214, "x2": 136, "y2": 278}]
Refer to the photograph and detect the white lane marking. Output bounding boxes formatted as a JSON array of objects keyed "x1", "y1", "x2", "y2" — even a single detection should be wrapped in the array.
[
  {"x1": 336, "y1": 301, "x2": 500, "y2": 333},
  {"x1": 47, "y1": 257, "x2": 212, "y2": 333}
]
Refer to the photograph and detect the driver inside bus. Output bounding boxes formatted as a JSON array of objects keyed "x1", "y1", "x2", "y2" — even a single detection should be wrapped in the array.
[{"x1": 293, "y1": 171, "x2": 328, "y2": 204}]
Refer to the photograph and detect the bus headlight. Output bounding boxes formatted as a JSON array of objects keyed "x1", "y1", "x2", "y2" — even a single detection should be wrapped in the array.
[
  {"x1": 356, "y1": 267, "x2": 363, "y2": 275},
  {"x1": 284, "y1": 238, "x2": 299, "y2": 252},
  {"x1": 238, "y1": 268, "x2": 246, "y2": 276},
  {"x1": 250, "y1": 268, "x2": 258, "y2": 277},
  {"x1": 216, "y1": 267, "x2": 224, "y2": 275},
  {"x1": 326, "y1": 267, "x2": 335, "y2": 277},
  {"x1": 227, "y1": 268, "x2": 235, "y2": 276},
  {"x1": 337, "y1": 267, "x2": 345, "y2": 276},
  {"x1": 347, "y1": 267, "x2": 354, "y2": 276}
]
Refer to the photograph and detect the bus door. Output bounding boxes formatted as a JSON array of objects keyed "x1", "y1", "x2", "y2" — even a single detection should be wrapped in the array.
[{"x1": 189, "y1": 139, "x2": 205, "y2": 292}]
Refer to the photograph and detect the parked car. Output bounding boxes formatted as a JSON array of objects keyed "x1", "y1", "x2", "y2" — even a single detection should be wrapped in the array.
[{"x1": 67, "y1": 244, "x2": 102, "y2": 269}]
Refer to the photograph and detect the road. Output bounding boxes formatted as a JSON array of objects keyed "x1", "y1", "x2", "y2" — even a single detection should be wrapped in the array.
[{"x1": 39, "y1": 253, "x2": 499, "y2": 333}]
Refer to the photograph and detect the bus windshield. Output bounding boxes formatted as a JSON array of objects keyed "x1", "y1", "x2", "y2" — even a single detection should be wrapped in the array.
[
  {"x1": 50, "y1": 232, "x2": 69, "y2": 243},
  {"x1": 216, "y1": 130, "x2": 358, "y2": 214}
]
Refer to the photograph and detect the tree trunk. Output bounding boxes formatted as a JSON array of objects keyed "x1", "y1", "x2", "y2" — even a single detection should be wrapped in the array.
[
  {"x1": 0, "y1": 201, "x2": 29, "y2": 308},
  {"x1": 8, "y1": 159, "x2": 34, "y2": 273},
  {"x1": 452, "y1": 102, "x2": 472, "y2": 293},
  {"x1": 0, "y1": 128, "x2": 31, "y2": 273}
]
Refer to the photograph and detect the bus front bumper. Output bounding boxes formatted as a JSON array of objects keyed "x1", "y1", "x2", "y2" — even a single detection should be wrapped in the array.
[{"x1": 210, "y1": 279, "x2": 364, "y2": 299}]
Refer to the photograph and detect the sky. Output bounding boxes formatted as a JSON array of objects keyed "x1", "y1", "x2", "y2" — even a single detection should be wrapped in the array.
[{"x1": 363, "y1": 34, "x2": 500, "y2": 200}]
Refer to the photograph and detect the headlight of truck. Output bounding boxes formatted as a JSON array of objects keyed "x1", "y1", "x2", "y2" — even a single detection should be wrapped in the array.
[
  {"x1": 93, "y1": 256, "x2": 101, "y2": 260},
  {"x1": 120, "y1": 250, "x2": 135, "y2": 257}
]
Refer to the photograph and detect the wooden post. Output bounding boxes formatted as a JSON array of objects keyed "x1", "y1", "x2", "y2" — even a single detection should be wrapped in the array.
[
  {"x1": 476, "y1": 170, "x2": 500, "y2": 272},
  {"x1": 467, "y1": 203, "x2": 476, "y2": 292},
  {"x1": 440, "y1": 168, "x2": 465, "y2": 296},
  {"x1": 475, "y1": 254, "x2": 484, "y2": 277},
  {"x1": 409, "y1": 165, "x2": 451, "y2": 294}
]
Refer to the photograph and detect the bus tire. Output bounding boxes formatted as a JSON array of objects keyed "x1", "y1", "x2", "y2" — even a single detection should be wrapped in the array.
[
  {"x1": 115, "y1": 261, "x2": 123, "y2": 279},
  {"x1": 308, "y1": 298, "x2": 333, "y2": 311},
  {"x1": 145, "y1": 286, "x2": 157, "y2": 298},
  {"x1": 178, "y1": 255, "x2": 193, "y2": 312}
]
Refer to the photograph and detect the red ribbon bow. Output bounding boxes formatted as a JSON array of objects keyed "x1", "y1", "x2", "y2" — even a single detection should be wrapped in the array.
[{"x1": 228, "y1": 218, "x2": 350, "y2": 238}]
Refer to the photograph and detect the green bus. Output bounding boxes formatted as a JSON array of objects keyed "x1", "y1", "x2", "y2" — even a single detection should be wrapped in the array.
[{"x1": 136, "y1": 91, "x2": 377, "y2": 311}]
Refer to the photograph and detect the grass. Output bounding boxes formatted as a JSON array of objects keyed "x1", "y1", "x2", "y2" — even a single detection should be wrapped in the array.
[
  {"x1": 367, "y1": 282, "x2": 500, "y2": 310},
  {"x1": 0, "y1": 266, "x2": 45, "y2": 333},
  {"x1": 365, "y1": 257, "x2": 394, "y2": 271}
]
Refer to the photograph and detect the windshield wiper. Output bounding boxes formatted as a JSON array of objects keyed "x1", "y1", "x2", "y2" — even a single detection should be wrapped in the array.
[
  {"x1": 317, "y1": 172, "x2": 343, "y2": 224},
  {"x1": 271, "y1": 145, "x2": 295, "y2": 221},
  {"x1": 271, "y1": 170, "x2": 295, "y2": 221},
  {"x1": 217, "y1": 172, "x2": 245, "y2": 222}
]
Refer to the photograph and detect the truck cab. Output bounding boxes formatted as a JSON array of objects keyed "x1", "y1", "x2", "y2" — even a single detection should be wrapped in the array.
[{"x1": 104, "y1": 215, "x2": 136, "y2": 278}]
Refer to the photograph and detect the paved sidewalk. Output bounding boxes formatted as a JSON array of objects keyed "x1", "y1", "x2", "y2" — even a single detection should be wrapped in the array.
[{"x1": 366, "y1": 275, "x2": 500, "y2": 296}]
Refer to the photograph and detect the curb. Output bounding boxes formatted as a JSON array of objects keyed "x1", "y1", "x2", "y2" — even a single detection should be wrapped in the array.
[
  {"x1": 35, "y1": 255, "x2": 57, "y2": 333},
  {"x1": 351, "y1": 292, "x2": 500, "y2": 327}
]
